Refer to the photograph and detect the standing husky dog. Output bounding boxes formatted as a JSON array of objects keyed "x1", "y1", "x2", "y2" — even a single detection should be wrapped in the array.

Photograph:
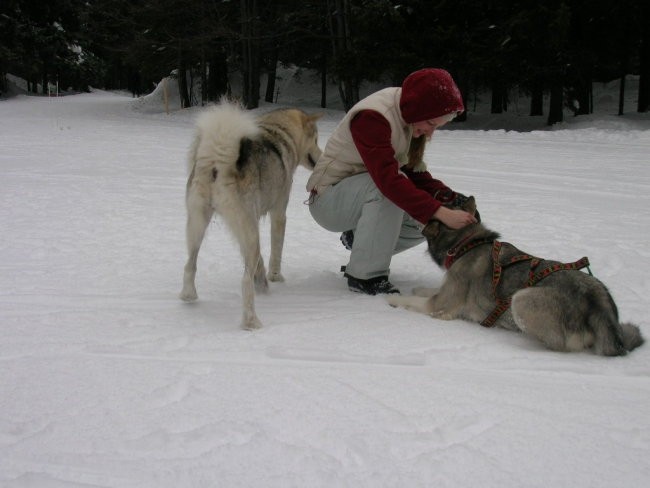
[
  {"x1": 387, "y1": 197, "x2": 644, "y2": 356},
  {"x1": 180, "y1": 100, "x2": 322, "y2": 330}
]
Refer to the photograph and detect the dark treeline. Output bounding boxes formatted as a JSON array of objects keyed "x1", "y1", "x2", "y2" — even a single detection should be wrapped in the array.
[{"x1": 1, "y1": 0, "x2": 648, "y2": 125}]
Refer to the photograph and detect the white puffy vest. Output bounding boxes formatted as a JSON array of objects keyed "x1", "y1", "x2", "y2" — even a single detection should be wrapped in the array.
[{"x1": 306, "y1": 87, "x2": 413, "y2": 194}]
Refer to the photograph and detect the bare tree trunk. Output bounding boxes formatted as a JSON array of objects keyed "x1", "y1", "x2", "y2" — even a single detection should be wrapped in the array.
[
  {"x1": 207, "y1": 49, "x2": 228, "y2": 102},
  {"x1": 547, "y1": 82, "x2": 564, "y2": 125},
  {"x1": 490, "y1": 82, "x2": 507, "y2": 114},
  {"x1": 328, "y1": 0, "x2": 359, "y2": 111},
  {"x1": 320, "y1": 41, "x2": 328, "y2": 108},
  {"x1": 618, "y1": 8, "x2": 631, "y2": 116},
  {"x1": 41, "y1": 56, "x2": 49, "y2": 95},
  {"x1": 618, "y1": 38, "x2": 630, "y2": 116},
  {"x1": 638, "y1": 25, "x2": 649, "y2": 112},
  {"x1": 618, "y1": 73, "x2": 626, "y2": 116},
  {"x1": 178, "y1": 48, "x2": 191, "y2": 108},
  {"x1": 530, "y1": 81, "x2": 544, "y2": 116},
  {"x1": 264, "y1": 44, "x2": 278, "y2": 103},
  {"x1": 241, "y1": 0, "x2": 261, "y2": 109},
  {"x1": 200, "y1": 49, "x2": 207, "y2": 106},
  {"x1": 577, "y1": 81, "x2": 592, "y2": 114}
]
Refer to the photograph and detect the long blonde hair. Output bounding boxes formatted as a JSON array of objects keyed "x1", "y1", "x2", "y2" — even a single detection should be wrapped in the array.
[{"x1": 406, "y1": 135, "x2": 427, "y2": 171}]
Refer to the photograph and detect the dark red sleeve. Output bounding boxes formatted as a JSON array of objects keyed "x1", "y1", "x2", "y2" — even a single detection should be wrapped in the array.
[
  {"x1": 350, "y1": 110, "x2": 446, "y2": 224},
  {"x1": 400, "y1": 166, "x2": 455, "y2": 202}
]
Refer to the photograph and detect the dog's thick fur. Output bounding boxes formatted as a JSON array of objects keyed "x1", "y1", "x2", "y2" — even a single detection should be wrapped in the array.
[
  {"x1": 179, "y1": 100, "x2": 322, "y2": 330},
  {"x1": 387, "y1": 197, "x2": 644, "y2": 356}
]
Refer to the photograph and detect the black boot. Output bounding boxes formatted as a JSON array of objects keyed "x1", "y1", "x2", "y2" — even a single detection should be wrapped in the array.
[
  {"x1": 346, "y1": 274, "x2": 400, "y2": 295},
  {"x1": 340, "y1": 230, "x2": 354, "y2": 250}
]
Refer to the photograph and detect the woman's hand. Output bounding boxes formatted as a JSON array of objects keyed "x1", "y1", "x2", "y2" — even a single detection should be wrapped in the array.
[{"x1": 432, "y1": 206, "x2": 478, "y2": 229}]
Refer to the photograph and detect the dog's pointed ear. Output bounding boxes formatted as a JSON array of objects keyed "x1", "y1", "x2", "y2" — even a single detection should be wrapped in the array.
[
  {"x1": 422, "y1": 220, "x2": 441, "y2": 238},
  {"x1": 464, "y1": 196, "x2": 477, "y2": 215}
]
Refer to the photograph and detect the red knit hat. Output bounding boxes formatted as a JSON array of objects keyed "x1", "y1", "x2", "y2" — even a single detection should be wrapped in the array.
[{"x1": 399, "y1": 68, "x2": 464, "y2": 123}]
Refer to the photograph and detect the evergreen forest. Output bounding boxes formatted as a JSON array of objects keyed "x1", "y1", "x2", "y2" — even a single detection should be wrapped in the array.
[{"x1": 1, "y1": 0, "x2": 648, "y2": 125}]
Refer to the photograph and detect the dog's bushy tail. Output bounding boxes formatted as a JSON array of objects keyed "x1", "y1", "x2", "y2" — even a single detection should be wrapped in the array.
[
  {"x1": 191, "y1": 99, "x2": 260, "y2": 176},
  {"x1": 619, "y1": 322, "x2": 644, "y2": 352},
  {"x1": 592, "y1": 314, "x2": 644, "y2": 356},
  {"x1": 586, "y1": 284, "x2": 644, "y2": 356}
]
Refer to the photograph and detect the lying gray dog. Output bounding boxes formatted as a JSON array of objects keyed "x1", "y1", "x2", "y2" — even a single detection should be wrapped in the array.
[{"x1": 387, "y1": 197, "x2": 644, "y2": 356}]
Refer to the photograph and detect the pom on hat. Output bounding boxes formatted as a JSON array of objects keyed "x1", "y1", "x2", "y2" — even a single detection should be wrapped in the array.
[{"x1": 400, "y1": 68, "x2": 464, "y2": 124}]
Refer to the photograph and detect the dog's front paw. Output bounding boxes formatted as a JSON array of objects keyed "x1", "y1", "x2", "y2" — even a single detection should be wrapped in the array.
[
  {"x1": 179, "y1": 286, "x2": 198, "y2": 302},
  {"x1": 242, "y1": 315, "x2": 263, "y2": 330},
  {"x1": 386, "y1": 295, "x2": 404, "y2": 308},
  {"x1": 412, "y1": 287, "x2": 437, "y2": 298},
  {"x1": 431, "y1": 310, "x2": 456, "y2": 320},
  {"x1": 267, "y1": 271, "x2": 285, "y2": 283}
]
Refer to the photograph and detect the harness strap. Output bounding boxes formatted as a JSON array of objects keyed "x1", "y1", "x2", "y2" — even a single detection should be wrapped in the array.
[
  {"x1": 526, "y1": 257, "x2": 590, "y2": 287},
  {"x1": 489, "y1": 241, "x2": 503, "y2": 296},
  {"x1": 444, "y1": 235, "x2": 495, "y2": 269},
  {"x1": 481, "y1": 298, "x2": 512, "y2": 328},
  {"x1": 480, "y1": 241, "x2": 591, "y2": 328}
]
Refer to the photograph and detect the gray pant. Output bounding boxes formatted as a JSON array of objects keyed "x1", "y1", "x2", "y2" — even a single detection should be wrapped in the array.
[{"x1": 309, "y1": 173, "x2": 425, "y2": 279}]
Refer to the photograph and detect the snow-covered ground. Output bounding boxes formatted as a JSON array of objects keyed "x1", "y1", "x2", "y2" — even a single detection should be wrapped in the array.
[{"x1": 1, "y1": 82, "x2": 649, "y2": 487}]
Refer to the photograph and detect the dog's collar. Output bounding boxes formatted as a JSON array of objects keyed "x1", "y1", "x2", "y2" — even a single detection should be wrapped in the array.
[{"x1": 444, "y1": 234, "x2": 494, "y2": 269}]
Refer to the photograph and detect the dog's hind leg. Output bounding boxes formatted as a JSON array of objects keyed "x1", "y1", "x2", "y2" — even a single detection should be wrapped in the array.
[
  {"x1": 267, "y1": 205, "x2": 287, "y2": 282},
  {"x1": 511, "y1": 288, "x2": 595, "y2": 352},
  {"x1": 180, "y1": 185, "x2": 213, "y2": 302},
  {"x1": 239, "y1": 236, "x2": 265, "y2": 330},
  {"x1": 584, "y1": 286, "x2": 631, "y2": 356},
  {"x1": 227, "y1": 211, "x2": 266, "y2": 330},
  {"x1": 588, "y1": 306, "x2": 627, "y2": 356}
]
